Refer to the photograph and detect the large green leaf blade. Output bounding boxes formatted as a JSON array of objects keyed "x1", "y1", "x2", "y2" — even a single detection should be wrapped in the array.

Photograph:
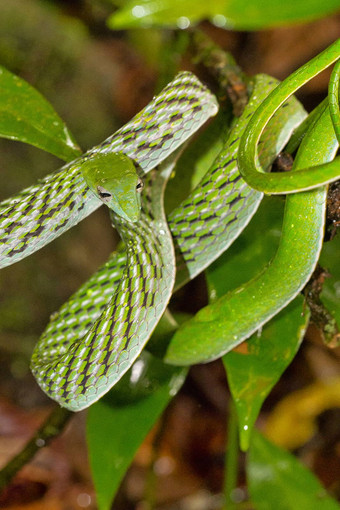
[
  {"x1": 220, "y1": 0, "x2": 340, "y2": 30},
  {"x1": 108, "y1": 0, "x2": 340, "y2": 30},
  {"x1": 87, "y1": 352, "x2": 187, "y2": 510},
  {"x1": 223, "y1": 295, "x2": 309, "y2": 452},
  {"x1": 108, "y1": 0, "x2": 221, "y2": 29},
  {"x1": 0, "y1": 66, "x2": 81, "y2": 161},
  {"x1": 248, "y1": 430, "x2": 340, "y2": 510}
]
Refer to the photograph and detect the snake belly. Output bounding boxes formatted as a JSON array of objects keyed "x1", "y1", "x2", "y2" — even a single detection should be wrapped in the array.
[
  {"x1": 31, "y1": 155, "x2": 177, "y2": 411},
  {"x1": 34, "y1": 74, "x2": 306, "y2": 411},
  {"x1": 0, "y1": 72, "x2": 218, "y2": 268}
]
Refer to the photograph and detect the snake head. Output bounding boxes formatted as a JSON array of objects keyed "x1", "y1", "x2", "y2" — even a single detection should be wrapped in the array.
[{"x1": 80, "y1": 152, "x2": 143, "y2": 223}]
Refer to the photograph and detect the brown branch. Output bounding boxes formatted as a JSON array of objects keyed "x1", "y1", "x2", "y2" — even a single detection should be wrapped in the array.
[
  {"x1": 190, "y1": 29, "x2": 249, "y2": 116},
  {"x1": 303, "y1": 265, "x2": 340, "y2": 347}
]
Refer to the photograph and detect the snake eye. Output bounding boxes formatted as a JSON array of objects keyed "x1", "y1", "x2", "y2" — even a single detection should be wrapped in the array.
[
  {"x1": 97, "y1": 186, "x2": 112, "y2": 200},
  {"x1": 136, "y1": 179, "x2": 144, "y2": 193}
]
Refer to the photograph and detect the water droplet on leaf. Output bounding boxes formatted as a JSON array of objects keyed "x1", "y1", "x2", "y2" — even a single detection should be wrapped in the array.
[{"x1": 176, "y1": 16, "x2": 190, "y2": 29}]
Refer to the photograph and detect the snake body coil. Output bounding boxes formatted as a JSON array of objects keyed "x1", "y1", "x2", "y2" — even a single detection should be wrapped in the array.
[
  {"x1": 30, "y1": 75, "x2": 305, "y2": 410},
  {"x1": 31, "y1": 158, "x2": 177, "y2": 411},
  {"x1": 1, "y1": 72, "x2": 218, "y2": 409},
  {"x1": 1, "y1": 42, "x2": 340, "y2": 411}
]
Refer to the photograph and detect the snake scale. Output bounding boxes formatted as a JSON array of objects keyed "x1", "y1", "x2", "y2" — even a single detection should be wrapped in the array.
[{"x1": 1, "y1": 72, "x2": 306, "y2": 410}]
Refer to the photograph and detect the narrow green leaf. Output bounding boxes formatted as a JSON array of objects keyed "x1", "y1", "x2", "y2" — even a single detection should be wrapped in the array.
[
  {"x1": 219, "y1": 0, "x2": 340, "y2": 30},
  {"x1": 108, "y1": 0, "x2": 223, "y2": 29},
  {"x1": 223, "y1": 295, "x2": 309, "y2": 452},
  {"x1": 87, "y1": 352, "x2": 187, "y2": 510},
  {"x1": 247, "y1": 430, "x2": 340, "y2": 510},
  {"x1": 0, "y1": 66, "x2": 81, "y2": 161},
  {"x1": 108, "y1": 0, "x2": 340, "y2": 30}
]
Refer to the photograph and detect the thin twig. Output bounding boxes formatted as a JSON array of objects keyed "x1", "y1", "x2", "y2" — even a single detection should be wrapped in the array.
[
  {"x1": 0, "y1": 405, "x2": 72, "y2": 492},
  {"x1": 190, "y1": 29, "x2": 249, "y2": 116}
]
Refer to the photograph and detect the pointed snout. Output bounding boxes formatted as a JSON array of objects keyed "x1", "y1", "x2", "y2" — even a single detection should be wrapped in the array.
[{"x1": 114, "y1": 190, "x2": 141, "y2": 223}]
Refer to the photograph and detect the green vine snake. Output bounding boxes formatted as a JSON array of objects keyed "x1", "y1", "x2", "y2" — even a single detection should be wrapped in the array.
[
  {"x1": 1, "y1": 40, "x2": 339, "y2": 411},
  {"x1": 166, "y1": 40, "x2": 340, "y2": 364}
]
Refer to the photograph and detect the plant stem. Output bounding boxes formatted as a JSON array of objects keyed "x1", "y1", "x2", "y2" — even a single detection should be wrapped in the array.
[
  {"x1": 0, "y1": 406, "x2": 72, "y2": 492},
  {"x1": 190, "y1": 29, "x2": 249, "y2": 116},
  {"x1": 224, "y1": 400, "x2": 239, "y2": 509}
]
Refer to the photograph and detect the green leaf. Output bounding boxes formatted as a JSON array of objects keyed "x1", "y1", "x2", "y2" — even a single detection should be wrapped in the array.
[
  {"x1": 87, "y1": 352, "x2": 187, "y2": 510},
  {"x1": 0, "y1": 66, "x2": 81, "y2": 161},
  {"x1": 108, "y1": 0, "x2": 340, "y2": 30},
  {"x1": 223, "y1": 295, "x2": 309, "y2": 452},
  {"x1": 108, "y1": 0, "x2": 223, "y2": 29},
  {"x1": 219, "y1": 0, "x2": 340, "y2": 30},
  {"x1": 247, "y1": 430, "x2": 340, "y2": 510},
  {"x1": 206, "y1": 201, "x2": 308, "y2": 451}
]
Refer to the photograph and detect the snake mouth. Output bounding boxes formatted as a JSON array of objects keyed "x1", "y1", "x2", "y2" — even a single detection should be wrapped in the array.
[
  {"x1": 122, "y1": 211, "x2": 140, "y2": 223},
  {"x1": 115, "y1": 196, "x2": 141, "y2": 223}
]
